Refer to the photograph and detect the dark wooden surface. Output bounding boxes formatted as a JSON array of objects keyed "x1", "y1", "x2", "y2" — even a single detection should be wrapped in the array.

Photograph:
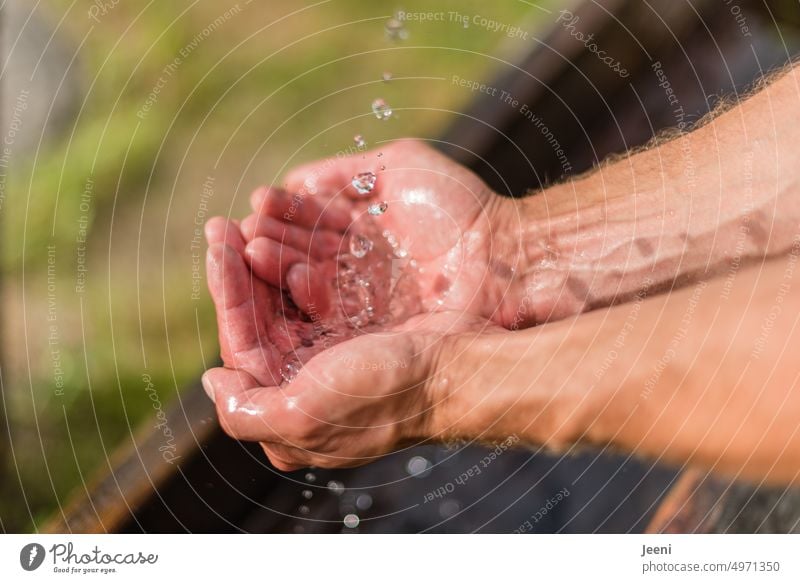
[{"x1": 44, "y1": 0, "x2": 800, "y2": 534}]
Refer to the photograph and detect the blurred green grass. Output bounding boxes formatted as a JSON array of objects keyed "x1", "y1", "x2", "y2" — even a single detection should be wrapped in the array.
[{"x1": 1, "y1": 0, "x2": 555, "y2": 531}]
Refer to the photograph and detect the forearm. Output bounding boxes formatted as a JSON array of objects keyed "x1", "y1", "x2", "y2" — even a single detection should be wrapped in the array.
[
  {"x1": 503, "y1": 63, "x2": 800, "y2": 326},
  {"x1": 440, "y1": 250, "x2": 800, "y2": 484}
]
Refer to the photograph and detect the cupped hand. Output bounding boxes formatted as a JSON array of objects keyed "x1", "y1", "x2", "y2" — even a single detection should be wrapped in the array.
[{"x1": 204, "y1": 215, "x2": 501, "y2": 469}]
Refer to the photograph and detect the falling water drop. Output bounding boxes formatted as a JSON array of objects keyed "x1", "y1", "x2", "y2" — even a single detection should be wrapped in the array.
[
  {"x1": 305, "y1": 472, "x2": 316, "y2": 483},
  {"x1": 353, "y1": 134, "x2": 366, "y2": 148},
  {"x1": 327, "y1": 480, "x2": 345, "y2": 495},
  {"x1": 343, "y1": 513, "x2": 360, "y2": 528},
  {"x1": 384, "y1": 17, "x2": 408, "y2": 41},
  {"x1": 349, "y1": 234, "x2": 374, "y2": 258},
  {"x1": 406, "y1": 455, "x2": 432, "y2": 478},
  {"x1": 367, "y1": 201, "x2": 388, "y2": 216},
  {"x1": 371, "y1": 98, "x2": 393, "y2": 121},
  {"x1": 351, "y1": 171, "x2": 377, "y2": 195},
  {"x1": 382, "y1": 71, "x2": 393, "y2": 82},
  {"x1": 356, "y1": 494, "x2": 373, "y2": 511},
  {"x1": 298, "y1": 505, "x2": 310, "y2": 515},
  {"x1": 301, "y1": 489, "x2": 313, "y2": 500}
]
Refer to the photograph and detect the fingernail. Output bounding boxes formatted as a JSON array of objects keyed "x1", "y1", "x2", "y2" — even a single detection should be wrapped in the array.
[{"x1": 201, "y1": 372, "x2": 215, "y2": 402}]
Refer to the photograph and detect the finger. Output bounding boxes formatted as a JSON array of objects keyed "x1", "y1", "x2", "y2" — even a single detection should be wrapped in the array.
[
  {"x1": 240, "y1": 213, "x2": 343, "y2": 259},
  {"x1": 286, "y1": 262, "x2": 330, "y2": 317},
  {"x1": 206, "y1": 243, "x2": 282, "y2": 385},
  {"x1": 244, "y1": 237, "x2": 308, "y2": 289},
  {"x1": 205, "y1": 367, "x2": 305, "y2": 443},
  {"x1": 204, "y1": 216, "x2": 246, "y2": 255},
  {"x1": 249, "y1": 186, "x2": 351, "y2": 231}
]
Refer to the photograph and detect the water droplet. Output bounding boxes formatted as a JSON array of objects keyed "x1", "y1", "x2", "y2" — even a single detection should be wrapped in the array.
[
  {"x1": 305, "y1": 472, "x2": 316, "y2": 483},
  {"x1": 327, "y1": 480, "x2": 345, "y2": 495},
  {"x1": 394, "y1": 247, "x2": 408, "y2": 259},
  {"x1": 382, "y1": 71, "x2": 393, "y2": 82},
  {"x1": 353, "y1": 134, "x2": 366, "y2": 148},
  {"x1": 351, "y1": 171, "x2": 377, "y2": 196},
  {"x1": 439, "y1": 499, "x2": 461, "y2": 519},
  {"x1": 349, "y1": 234, "x2": 374, "y2": 258},
  {"x1": 384, "y1": 17, "x2": 408, "y2": 41},
  {"x1": 280, "y1": 360, "x2": 301, "y2": 383},
  {"x1": 301, "y1": 489, "x2": 313, "y2": 499},
  {"x1": 371, "y1": 98, "x2": 393, "y2": 121},
  {"x1": 379, "y1": 164, "x2": 386, "y2": 171},
  {"x1": 377, "y1": 152, "x2": 384, "y2": 158},
  {"x1": 298, "y1": 505, "x2": 310, "y2": 515},
  {"x1": 343, "y1": 513, "x2": 360, "y2": 528},
  {"x1": 368, "y1": 201, "x2": 388, "y2": 216},
  {"x1": 356, "y1": 494, "x2": 373, "y2": 511},
  {"x1": 406, "y1": 455, "x2": 432, "y2": 478}
]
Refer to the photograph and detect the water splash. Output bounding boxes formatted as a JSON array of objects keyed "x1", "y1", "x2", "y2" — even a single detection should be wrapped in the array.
[
  {"x1": 280, "y1": 360, "x2": 301, "y2": 383},
  {"x1": 371, "y1": 98, "x2": 393, "y2": 121},
  {"x1": 349, "y1": 234, "x2": 374, "y2": 258},
  {"x1": 351, "y1": 171, "x2": 377, "y2": 196}
]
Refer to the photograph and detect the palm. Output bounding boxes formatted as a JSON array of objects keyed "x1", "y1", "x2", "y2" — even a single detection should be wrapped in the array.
[{"x1": 241, "y1": 140, "x2": 516, "y2": 326}]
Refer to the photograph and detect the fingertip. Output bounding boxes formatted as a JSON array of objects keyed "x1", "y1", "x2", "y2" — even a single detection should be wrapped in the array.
[
  {"x1": 205, "y1": 216, "x2": 245, "y2": 253},
  {"x1": 201, "y1": 371, "x2": 216, "y2": 402},
  {"x1": 240, "y1": 214, "x2": 257, "y2": 241}
]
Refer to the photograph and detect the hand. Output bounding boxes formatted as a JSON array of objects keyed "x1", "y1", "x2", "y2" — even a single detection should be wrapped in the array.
[
  {"x1": 239, "y1": 139, "x2": 524, "y2": 327},
  {"x1": 203, "y1": 217, "x2": 502, "y2": 470}
]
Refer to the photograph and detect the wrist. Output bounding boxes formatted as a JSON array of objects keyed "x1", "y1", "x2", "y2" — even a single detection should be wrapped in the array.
[{"x1": 427, "y1": 326, "x2": 592, "y2": 449}]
